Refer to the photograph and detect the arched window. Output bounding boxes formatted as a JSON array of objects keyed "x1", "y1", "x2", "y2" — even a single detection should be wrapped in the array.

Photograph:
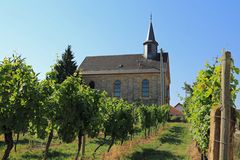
[
  {"x1": 142, "y1": 79, "x2": 149, "y2": 97},
  {"x1": 89, "y1": 81, "x2": 95, "y2": 89},
  {"x1": 114, "y1": 80, "x2": 121, "y2": 97}
]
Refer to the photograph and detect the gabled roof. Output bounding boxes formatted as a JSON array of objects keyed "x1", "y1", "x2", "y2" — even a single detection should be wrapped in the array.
[
  {"x1": 79, "y1": 53, "x2": 168, "y2": 75},
  {"x1": 174, "y1": 103, "x2": 183, "y2": 108}
]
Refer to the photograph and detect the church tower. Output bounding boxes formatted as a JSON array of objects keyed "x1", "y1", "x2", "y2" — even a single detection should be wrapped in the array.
[{"x1": 143, "y1": 16, "x2": 158, "y2": 60}]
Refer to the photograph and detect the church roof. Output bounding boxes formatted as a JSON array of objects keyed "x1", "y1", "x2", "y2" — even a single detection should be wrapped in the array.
[{"x1": 79, "y1": 53, "x2": 168, "y2": 75}]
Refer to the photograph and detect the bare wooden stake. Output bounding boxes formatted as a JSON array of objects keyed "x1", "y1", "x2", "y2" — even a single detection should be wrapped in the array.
[{"x1": 219, "y1": 51, "x2": 231, "y2": 160}]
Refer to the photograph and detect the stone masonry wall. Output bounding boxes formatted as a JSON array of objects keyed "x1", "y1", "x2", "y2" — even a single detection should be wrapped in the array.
[{"x1": 82, "y1": 73, "x2": 167, "y2": 105}]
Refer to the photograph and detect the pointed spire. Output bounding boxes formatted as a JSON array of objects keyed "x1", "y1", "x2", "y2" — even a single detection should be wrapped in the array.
[
  {"x1": 146, "y1": 14, "x2": 156, "y2": 42},
  {"x1": 143, "y1": 15, "x2": 158, "y2": 60}
]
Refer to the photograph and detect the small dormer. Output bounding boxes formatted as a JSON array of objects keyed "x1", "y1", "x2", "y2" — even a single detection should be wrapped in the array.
[{"x1": 143, "y1": 17, "x2": 158, "y2": 60}]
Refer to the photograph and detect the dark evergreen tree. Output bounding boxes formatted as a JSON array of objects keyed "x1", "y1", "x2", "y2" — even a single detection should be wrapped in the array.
[
  {"x1": 54, "y1": 45, "x2": 78, "y2": 83},
  {"x1": 182, "y1": 82, "x2": 193, "y2": 96}
]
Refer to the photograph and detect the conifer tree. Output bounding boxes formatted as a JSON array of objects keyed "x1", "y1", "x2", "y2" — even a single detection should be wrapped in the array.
[{"x1": 54, "y1": 45, "x2": 78, "y2": 83}]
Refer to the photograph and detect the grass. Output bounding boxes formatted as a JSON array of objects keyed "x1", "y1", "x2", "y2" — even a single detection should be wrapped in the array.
[
  {"x1": 0, "y1": 123, "x2": 192, "y2": 160},
  {"x1": 122, "y1": 123, "x2": 192, "y2": 160},
  {"x1": 0, "y1": 134, "x2": 109, "y2": 160}
]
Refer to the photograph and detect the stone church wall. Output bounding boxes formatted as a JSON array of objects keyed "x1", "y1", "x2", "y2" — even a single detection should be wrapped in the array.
[{"x1": 82, "y1": 73, "x2": 164, "y2": 105}]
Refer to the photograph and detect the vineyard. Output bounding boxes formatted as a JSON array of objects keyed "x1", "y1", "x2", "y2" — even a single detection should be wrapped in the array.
[
  {"x1": 0, "y1": 123, "x2": 192, "y2": 160},
  {"x1": 0, "y1": 55, "x2": 170, "y2": 160},
  {"x1": 0, "y1": 51, "x2": 240, "y2": 160},
  {"x1": 182, "y1": 53, "x2": 240, "y2": 159}
]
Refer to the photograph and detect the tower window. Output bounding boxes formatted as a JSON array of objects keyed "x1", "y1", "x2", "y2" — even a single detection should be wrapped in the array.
[
  {"x1": 114, "y1": 80, "x2": 121, "y2": 97},
  {"x1": 142, "y1": 79, "x2": 149, "y2": 97},
  {"x1": 147, "y1": 45, "x2": 152, "y2": 53}
]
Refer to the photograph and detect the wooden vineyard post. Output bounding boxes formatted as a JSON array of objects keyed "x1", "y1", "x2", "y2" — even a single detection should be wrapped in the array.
[
  {"x1": 208, "y1": 106, "x2": 221, "y2": 160},
  {"x1": 219, "y1": 51, "x2": 231, "y2": 160}
]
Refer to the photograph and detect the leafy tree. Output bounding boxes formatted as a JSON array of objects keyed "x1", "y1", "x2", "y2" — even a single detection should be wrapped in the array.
[
  {"x1": 39, "y1": 77, "x2": 59, "y2": 160},
  {"x1": 27, "y1": 69, "x2": 60, "y2": 160},
  {"x1": 138, "y1": 104, "x2": 170, "y2": 138},
  {"x1": 77, "y1": 84, "x2": 103, "y2": 158},
  {"x1": 139, "y1": 105, "x2": 153, "y2": 138},
  {"x1": 57, "y1": 76, "x2": 102, "y2": 160},
  {"x1": 183, "y1": 59, "x2": 239, "y2": 155},
  {"x1": 100, "y1": 98, "x2": 134, "y2": 152},
  {"x1": 94, "y1": 97, "x2": 134, "y2": 154},
  {"x1": 0, "y1": 56, "x2": 40, "y2": 160},
  {"x1": 156, "y1": 104, "x2": 170, "y2": 127},
  {"x1": 54, "y1": 45, "x2": 78, "y2": 83}
]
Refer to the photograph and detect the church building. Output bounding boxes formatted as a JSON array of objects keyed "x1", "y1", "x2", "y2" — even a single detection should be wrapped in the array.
[{"x1": 79, "y1": 20, "x2": 170, "y2": 105}]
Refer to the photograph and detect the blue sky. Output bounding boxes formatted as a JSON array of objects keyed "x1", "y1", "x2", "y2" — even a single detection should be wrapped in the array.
[{"x1": 0, "y1": 1, "x2": 239, "y2": 107}]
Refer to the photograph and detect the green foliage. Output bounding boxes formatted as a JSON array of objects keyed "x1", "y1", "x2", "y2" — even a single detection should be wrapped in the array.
[
  {"x1": 54, "y1": 45, "x2": 78, "y2": 83},
  {"x1": 160, "y1": 105, "x2": 171, "y2": 124},
  {"x1": 56, "y1": 76, "x2": 83, "y2": 142},
  {"x1": 101, "y1": 98, "x2": 134, "y2": 143},
  {"x1": 182, "y1": 82, "x2": 193, "y2": 96},
  {"x1": 0, "y1": 55, "x2": 40, "y2": 134},
  {"x1": 0, "y1": 123, "x2": 192, "y2": 160},
  {"x1": 79, "y1": 85, "x2": 103, "y2": 138},
  {"x1": 0, "y1": 55, "x2": 41, "y2": 159},
  {"x1": 56, "y1": 76, "x2": 103, "y2": 143},
  {"x1": 183, "y1": 58, "x2": 239, "y2": 153},
  {"x1": 124, "y1": 123, "x2": 191, "y2": 160},
  {"x1": 34, "y1": 78, "x2": 59, "y2": 139},
  {"x1": 169, "y1": 116, "x2": 185, "y2": 122},
  {"x1": 138, "y1": 104, "x2": 170, "y2": 138}
]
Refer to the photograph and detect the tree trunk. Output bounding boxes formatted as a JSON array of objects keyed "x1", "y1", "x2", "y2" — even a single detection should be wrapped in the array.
[
  {"x1": 155, "y1": 124, "x2": 158, "y2": 135},
  {"x1": 104, "y1": 132, "x2": 107, "y2": 139},
  {"x1": 75, "y1": 130, "x2": 82, "y2": 160},
  {"x1": 121, "y1": 138, "x2": 124, "y2": 145},
  {"x1": 201, "y1": 153, "x2": 208, "y2": 160},
  {"x1": 81, "y1": 134, "x2": 86, "y2": 160},
  {"x1": 14, "y1": 132, "x2": 19, "y2": 152},
  {"x1": 107, "y1": 137, "x2": 115, "y2": 152},
  {"x1": 94, "y1": 138, "x2": 107, "y2": 154},
  {"x1": 144, "y1": 128, "x2": 147, "y2": 139},
  {"x1": 44, "y1": 129, "x2": 54, "y2": 160},
  {"x1": 2, "y1": 132, "x2": 14, "y2": 160}
]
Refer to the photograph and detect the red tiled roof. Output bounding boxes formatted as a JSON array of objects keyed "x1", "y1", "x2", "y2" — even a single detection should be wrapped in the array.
[{"x1": 169, "y1": 107, "x2": 184, "y2": 116}]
